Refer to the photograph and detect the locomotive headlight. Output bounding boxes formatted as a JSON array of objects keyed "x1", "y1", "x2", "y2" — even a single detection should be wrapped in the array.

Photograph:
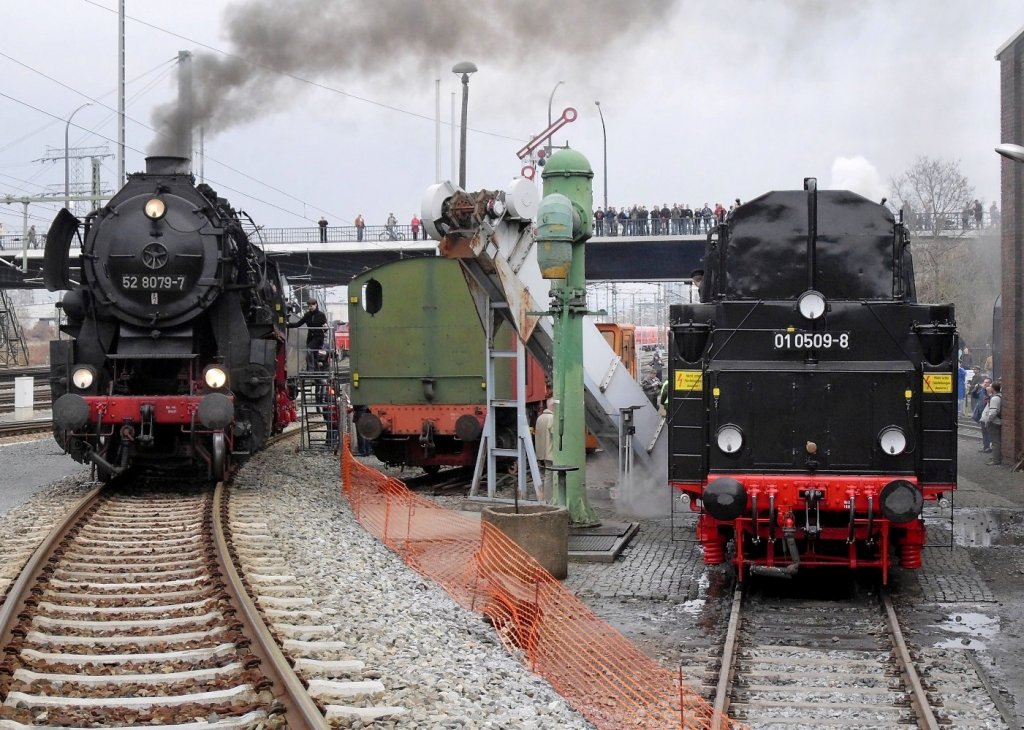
[
  {"x1": 797, "y1": 290, "x2": 827, "y2": 320},
  {"x1": 716, "y1": 424, "x2": 744, "y2": 454},
  {"x1": 203, "y1": 365, "x2": 228, "y2": 390},
  {"x1": 70, "y1": 365, "x2": 96, "y2": 390},
  {"x1": 144, "y1": 197, "x2": 166, "y2": 220},
  {"x1": 878, "y1": 426, "x2": 907, "y2": 455}
]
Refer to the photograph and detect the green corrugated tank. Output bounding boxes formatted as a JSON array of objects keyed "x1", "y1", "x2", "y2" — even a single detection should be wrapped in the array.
[{"x1": 348, "y1": 257, "x2": 517, "y2": 406}]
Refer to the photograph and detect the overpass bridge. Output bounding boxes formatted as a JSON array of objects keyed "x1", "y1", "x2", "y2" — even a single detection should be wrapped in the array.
[{"x1": 0, "y1": 228, "x2": 706, "y2": 289}]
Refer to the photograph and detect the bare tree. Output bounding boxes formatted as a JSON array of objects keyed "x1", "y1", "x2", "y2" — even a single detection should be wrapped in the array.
[
  {"x1": 890, "y1": 156, "x2": 974, "y2": 238},
  {"x1": 892, "y1": 156, "x2": 998, "y2": 356}
]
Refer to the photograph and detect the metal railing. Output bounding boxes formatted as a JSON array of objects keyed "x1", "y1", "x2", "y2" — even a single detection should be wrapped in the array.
[
  {"x1": 0, "y1": 211, "x2": 1000, "y2": 252},
  {"x1": 252, "y1": 224, "x2": 428, "y2": 245}
]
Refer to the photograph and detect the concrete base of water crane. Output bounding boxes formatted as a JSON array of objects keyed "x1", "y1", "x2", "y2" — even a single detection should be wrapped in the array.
[{"x1": 481, "y1": 504, "x2": 570, "y2": 580}]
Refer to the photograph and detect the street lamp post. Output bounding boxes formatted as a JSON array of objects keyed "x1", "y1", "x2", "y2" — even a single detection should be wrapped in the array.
[
  {"x1": 65, "y1": 102, "x2": 92, "y2": 210},
  {"x1": 546, "y1": 80, "x2": 565, "y2": 155},
  {"x1": 452, "y1": 61, "x2": 477, "y2": 189},
  {"x1": 996, "y1": 143, "x2": 1024, "y2": 163},
  {"x1": 595, "y1": 101, "x2": 608, "y2": 210}
]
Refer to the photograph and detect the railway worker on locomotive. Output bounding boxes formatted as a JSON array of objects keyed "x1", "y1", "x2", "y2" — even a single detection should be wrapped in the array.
[
  {"x1": 44, "y1": 156, "x2": 295, "y2": 482},
  {"x1": 288, "y1": 298, "x2": 330, "y2": 371},
  {"x1": 667, "y1": 179, "x2": 957, "y2": 583}
]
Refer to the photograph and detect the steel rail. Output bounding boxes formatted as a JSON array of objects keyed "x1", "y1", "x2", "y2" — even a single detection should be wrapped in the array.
[
  {"x1": 881, "y1": 591, "x2": 940, "y2": 730},
  {"x1": 0, "y1": 366, "x2": 49, "y2": 382},
  {"x1": 0, "y1": 419, "x2": 51, "y2": 437},
  {"x1": 212, "y1": 481, "x2": 328, "y2": 730},
  {"x1": 712, "y1": 583, "x2": 744, "y2": 728},
  {"x1": 0, "y1": 486, "x2": 105, "y2": 652}
]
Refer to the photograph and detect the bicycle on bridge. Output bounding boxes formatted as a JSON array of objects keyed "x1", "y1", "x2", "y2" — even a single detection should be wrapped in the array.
[{"x1": 378, "y1": 229, "x2": 406, "y2": 242}]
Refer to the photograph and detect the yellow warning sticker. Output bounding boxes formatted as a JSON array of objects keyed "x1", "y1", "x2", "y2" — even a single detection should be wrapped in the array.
[
  {"x1": 675, "y1": 371, "x2": 703, "y2": 392},
  {"x1": 922, "y1": 373, "x2": 952, "y2": 394}
]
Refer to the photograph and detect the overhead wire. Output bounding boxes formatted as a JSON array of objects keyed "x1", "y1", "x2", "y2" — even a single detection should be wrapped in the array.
[
  {"x1": 4, "y1": 5, "x2": 498, "y2": 244},
  {"x1": 2, "y1": 50, "x2": 345, "y2": 226},
  {"x1": 80, "y1": 0, "x2": 525, "y2": 143},
  {"x1": 0, "y1": 55, "x2": 177, "y2": 157},
  {"x1": 0, "y1": 91, "x2": 319, "y2": 226}
]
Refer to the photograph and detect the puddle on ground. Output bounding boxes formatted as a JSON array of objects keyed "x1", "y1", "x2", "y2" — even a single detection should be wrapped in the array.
[
  {"x1": 948, "y1": 509, "x2": 1024, "y2": 548},
  {"x1": 931, "y1": 611, "x2": 1000, "y2": 651}
]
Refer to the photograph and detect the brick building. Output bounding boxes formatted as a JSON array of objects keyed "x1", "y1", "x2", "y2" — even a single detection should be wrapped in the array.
[{"x1": 997, "y1": 26, "x2": 1024, "y2": 465}]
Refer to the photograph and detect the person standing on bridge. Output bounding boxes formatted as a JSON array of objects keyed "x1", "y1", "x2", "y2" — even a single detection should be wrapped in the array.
[
  {"x1": 318, "y1": 216, "x2": 328, "y2": 242},
  {"x1": 386, "y1": 213, "x2": 398, "y2": 240},
  {"x1": 411, "y1": 214, "x2": 421, "y2": 241},
  {"x1": 355, "y1": 214, "x2": 365, "y2": 242}
]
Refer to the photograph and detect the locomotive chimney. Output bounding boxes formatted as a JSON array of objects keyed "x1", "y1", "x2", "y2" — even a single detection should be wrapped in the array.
[{"x1": 145, "y1": 156, "x2": 191, "y2": 175}]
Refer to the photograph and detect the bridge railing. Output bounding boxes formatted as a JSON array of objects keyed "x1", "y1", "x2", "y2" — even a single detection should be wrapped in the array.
[
  {"x1": 0, "y1": 211, "x2": 1001, "y2": 252},
  {"x1": 252, "y1": 224, "x2": 426, "y2": 245}
]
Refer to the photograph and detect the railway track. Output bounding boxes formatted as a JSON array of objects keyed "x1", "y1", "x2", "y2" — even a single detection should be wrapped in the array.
[
  {"x1": 0, "y1": 393, "x2": 50, "y2": 410},
  {"x1": 0, "y1": 419, "x2": 51, "y2": 438},
  {"x1": 707, "y1": 578, "x2": 1009, "y2": 729},
  {"x1": 0, "y1": 367, "x2": 48, "y2": 383},
  {"x1": 0, "y1": 473, "x2": 405, "y2": 728}
]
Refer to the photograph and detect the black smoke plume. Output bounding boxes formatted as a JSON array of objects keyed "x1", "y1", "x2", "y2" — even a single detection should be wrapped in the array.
[{"x1": 149, "y1": 0, "x2": 678, "y2": 154}]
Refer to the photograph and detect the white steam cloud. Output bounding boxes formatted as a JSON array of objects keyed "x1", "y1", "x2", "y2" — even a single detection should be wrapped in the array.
[{"x1": 828, "y1": 155, "x2": 888, "y2": 203}]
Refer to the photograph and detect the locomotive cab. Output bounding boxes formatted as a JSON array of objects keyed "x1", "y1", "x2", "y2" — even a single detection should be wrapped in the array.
[{"x1": 668, "y1": 180, "x2": 957, "y2": 583}]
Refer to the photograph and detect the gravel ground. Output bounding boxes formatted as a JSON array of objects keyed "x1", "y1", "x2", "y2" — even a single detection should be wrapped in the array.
[
  {"x1": 3, "y1": 427, "x2": 1021, "y2": 729},
  {"x1": 232, "y1": 444, "x2": 596, "y2": 729},
  {"x1": 0, "y1": 437, "x2": 594, "y2": 729}
]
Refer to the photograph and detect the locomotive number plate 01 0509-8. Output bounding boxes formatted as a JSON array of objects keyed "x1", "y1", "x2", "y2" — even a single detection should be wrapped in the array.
[
  {"x1": 773, "y1": 331, "x2": 850, "y2": 350},
  {"x1": 121, "y1": 275, "x2": 187, "y2": 291}
]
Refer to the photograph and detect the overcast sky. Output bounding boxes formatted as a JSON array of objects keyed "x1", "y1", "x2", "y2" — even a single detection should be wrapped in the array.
[{"x1": 2, "y1": 0, "x2": 1021, "y2": 238}]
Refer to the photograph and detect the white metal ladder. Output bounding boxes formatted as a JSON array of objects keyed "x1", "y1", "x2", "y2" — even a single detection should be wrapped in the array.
[{"x1": 469, "y1": 300, "x2": 542, "y2": 501}]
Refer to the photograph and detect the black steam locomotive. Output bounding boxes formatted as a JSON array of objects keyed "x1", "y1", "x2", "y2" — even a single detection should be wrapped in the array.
[
  {"x1": 45, "y1": 157, "x2": 295, "y2": 481},
  {"x1": 668, "y1": 180, "x2": 957, "y2": 583}
]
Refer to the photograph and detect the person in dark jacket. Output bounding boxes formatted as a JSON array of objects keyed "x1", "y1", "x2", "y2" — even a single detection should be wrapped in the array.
[{"x1": 289, "y1": 299, "x2": 329, "y2": 371}]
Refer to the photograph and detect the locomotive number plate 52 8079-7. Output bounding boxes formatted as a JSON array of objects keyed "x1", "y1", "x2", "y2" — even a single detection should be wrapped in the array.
[
  {"x1": 121, "y1": 275, "x2": 187, "y2": 290},
  {"x1": 773, "y1": 331, "x2": 850, "y2": 350}
]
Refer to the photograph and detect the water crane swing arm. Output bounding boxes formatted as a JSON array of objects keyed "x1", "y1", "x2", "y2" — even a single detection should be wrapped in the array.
[{"x1": 421, "y1": 178, "x2": 667, "y2": 476}]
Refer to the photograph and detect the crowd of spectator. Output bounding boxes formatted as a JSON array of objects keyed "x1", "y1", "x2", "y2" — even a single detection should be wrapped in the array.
[
  {"x1": 902, "y1": 200, "x2": 999, "y2": 233},
  {"x1": 593, "y1": 202, "x2": 738, "y2": 237}
]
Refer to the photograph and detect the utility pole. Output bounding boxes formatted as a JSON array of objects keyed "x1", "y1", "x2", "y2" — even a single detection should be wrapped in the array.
[
  {"x1": 117, "y1": 0, "x2": 126, "y2": 185},
  {"x1": 38, "y1": 145, "x2": 112, "y2": 217},
  {"x1": 2, "y1": 194, "x2": 109, "y2": 271},
  {"x1": 177, "y1": 51, "x2": 194, "y2": 162}
]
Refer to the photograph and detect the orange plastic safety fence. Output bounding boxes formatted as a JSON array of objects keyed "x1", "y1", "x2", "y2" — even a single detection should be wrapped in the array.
[{"x1": 340, "y1": 435, "x2": 744, "y2": 730}]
